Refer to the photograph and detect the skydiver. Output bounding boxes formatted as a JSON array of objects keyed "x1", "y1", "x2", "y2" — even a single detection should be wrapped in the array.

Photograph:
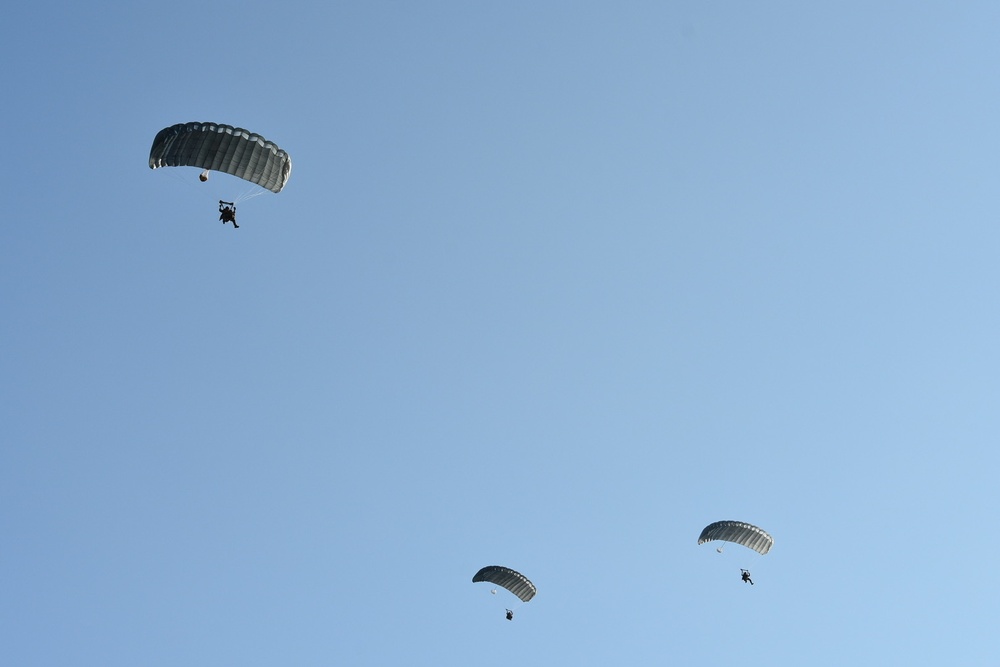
[
  {"x1": 505, "y1": 609, "x2": 514, "y2": 621},
  {"x1": 741, "y1": 569, "x2": 753, "y2": 585},
  {"x1": 219, "y1": 200, "x2": 238, "y2": 228}
]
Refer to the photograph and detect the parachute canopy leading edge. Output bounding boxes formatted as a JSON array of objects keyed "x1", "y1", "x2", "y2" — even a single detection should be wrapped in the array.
[
  {"x1": 149, "y1": 122, "x2": 291, "y2": 193},
  {"x1": 698, "y1": 520, "x2": 773, "y2": 555},
  {"x1": 472, "y1": 566, "x2": 536, "y2": 602}
]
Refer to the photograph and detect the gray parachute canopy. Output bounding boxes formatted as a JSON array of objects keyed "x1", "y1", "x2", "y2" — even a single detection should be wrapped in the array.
[
  {"x1": 149, "y1": 122, "x2": 291, "y2": 193},
  {"x1": 472, "y1": 566, "x2": 536, "y2": 602},
  {"x1": 698, "y1": 520, "x2": 773, "y2": 555}
]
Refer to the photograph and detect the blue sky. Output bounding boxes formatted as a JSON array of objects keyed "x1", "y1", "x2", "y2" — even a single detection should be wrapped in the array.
[{"x1": 3, "y1": 2, "x2": 999, "y2": 664}]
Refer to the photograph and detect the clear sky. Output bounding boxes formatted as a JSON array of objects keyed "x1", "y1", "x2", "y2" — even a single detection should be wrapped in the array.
[{"x1": 3, "y1": 2, "x2": 999, "y2": 665}]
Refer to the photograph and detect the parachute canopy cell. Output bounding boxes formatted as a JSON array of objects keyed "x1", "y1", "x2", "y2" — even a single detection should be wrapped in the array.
[
  {"x1": 149, "y1": 122, "x2": 291, "y2": 193},
  {"x1": 698, "y1": 520, "x2": 773, "y2": 555},
  {"x1": 472, "y1": 566, "x2": 536, "y2": 602}
]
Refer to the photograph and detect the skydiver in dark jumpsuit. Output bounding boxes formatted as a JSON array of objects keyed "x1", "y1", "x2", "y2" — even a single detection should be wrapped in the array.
[
  {"x1": 219, "y1": 200, "x2": 238, "y2": 228},
  {"x1": 741, "y1": 569, "x2": 754, "y2": 585}
]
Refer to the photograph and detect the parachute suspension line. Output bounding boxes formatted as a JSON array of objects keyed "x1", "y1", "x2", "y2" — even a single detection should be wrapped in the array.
[
  {"x1": 234, "y1": 187, "x2": 267, "y2": 205},
  {"x1": 158, "y1": 172, "x2": 262, "y2": 204},
  {"x1": 506, "y1": 599, "x2": 528, "y2": 619},
  {"x1": 163, "y1": 168, "x2": 201, "y2": 189}
]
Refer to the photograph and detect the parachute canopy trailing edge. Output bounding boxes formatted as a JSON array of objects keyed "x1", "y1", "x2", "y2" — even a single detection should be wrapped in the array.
[
  {"x1": 149, "y1": 122, "x2": 291, "y2": 193},
  {"x1": 698, "y1": 520, "x2": 773, "y2": 555},
  {"x1": 472, "y1": 566, "x2": 536, "y2": 602}
]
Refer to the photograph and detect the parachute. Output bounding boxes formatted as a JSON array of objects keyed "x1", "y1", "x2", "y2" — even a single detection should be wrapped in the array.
[
  {"x1": 472, "y1": 566, "x2": 536, "y2": 602},
  {"x1": 149, "y1": 122, "x2": 291, "y2": 193},
  {"x1": 698, "y1": 520, "x2": 773, "y2": 555}
]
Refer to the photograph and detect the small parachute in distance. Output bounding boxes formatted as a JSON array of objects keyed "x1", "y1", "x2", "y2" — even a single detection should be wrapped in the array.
[
  {"x1": 698, "y1": 520, "x2": 773, "y2": 555},
  {"x1": 149, "y1": 122, "x2": 292, "y2": 193},
  {"x1": 472, "y1": 566, "x2": 536, "y2": 602}
]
